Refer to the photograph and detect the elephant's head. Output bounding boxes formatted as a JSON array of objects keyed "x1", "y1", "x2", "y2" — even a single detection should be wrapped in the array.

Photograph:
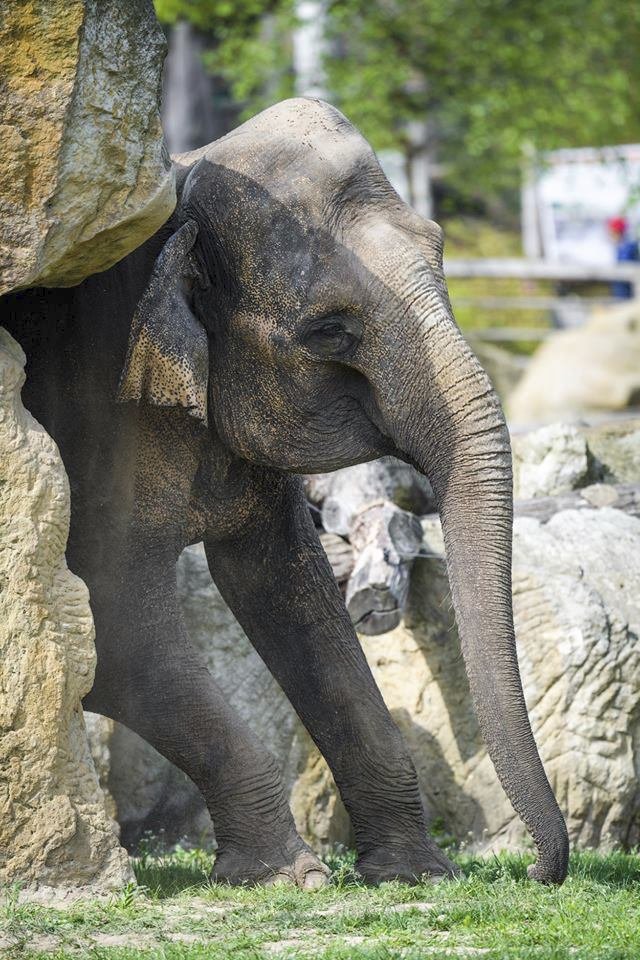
[{"x1": 118, "y1": 98, "x2": 569, "y2": 883}]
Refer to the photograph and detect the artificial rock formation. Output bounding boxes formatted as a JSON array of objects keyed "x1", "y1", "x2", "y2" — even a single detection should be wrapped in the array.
[
  {"x1": 507, "y1": 300, "x2": 640, "y2": 426},
  {"x1": 90, "y1": 418, "x2": 640, "y2": 854},
  {"x1": 0, "y1": 0, "x2": 175, "y2": 294},
  {"x1": 511, "y1": 419, "x2": 640, "y2": 500},
  {"x1": 368, "y1": 510, "x2": 640, "y2": 851},
  {"x1": 96, "y1": 497, "x2": 640, "y2": 854},
  {"x1": 0, "y1": 330, "x2": 132, "y2": 899}
]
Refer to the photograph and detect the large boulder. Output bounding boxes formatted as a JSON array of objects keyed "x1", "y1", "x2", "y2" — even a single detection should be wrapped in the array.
[
  {"x1": 299, "y1": 505, "x2": 640, "y2": 852},
  {"x1": 0, "y1": 0, "x2": 173, "y2": 899},
  {"x1": 0, "y1": 330, "x2": 132, "y2": 900},
  {"x1": 507, "y1": 301, "x2": 640, "y2": 426},
  {"x1": 98, "y1": 516, "x2": 640, "y2": 856},
  {"x1": 369, "y1": 510, "x2": 640, "y2": 851},
  {"x1": 0, "y1": 0, "x2": 175, "y2": 294},
  {"x1": 512, "y1": 419, "x2": 640, "y2": 500}
]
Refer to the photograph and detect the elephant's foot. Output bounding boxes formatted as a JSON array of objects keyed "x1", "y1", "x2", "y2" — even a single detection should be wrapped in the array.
[
  {"x1": 211, "y1": 836, "x2": 330, "y2": 890},
  {"x1": 355, "y1": 838, "x2": 460, "y2": 885}
]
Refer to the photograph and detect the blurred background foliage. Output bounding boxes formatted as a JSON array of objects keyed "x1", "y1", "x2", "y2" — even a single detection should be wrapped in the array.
[
  {"x1": 153, "y1": 0, "x2": 639, "y2": 367},
  {"x1": 154, "y1": 0, "x2": 640, "y2": 212}
]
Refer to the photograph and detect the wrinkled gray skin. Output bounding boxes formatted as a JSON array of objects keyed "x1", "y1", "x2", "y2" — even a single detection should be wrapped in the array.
[{"x1": 3, "y1": 98, "x2": 568, "y2": 887}]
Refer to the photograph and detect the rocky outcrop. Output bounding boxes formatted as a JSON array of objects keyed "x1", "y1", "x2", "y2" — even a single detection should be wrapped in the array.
[
  {"x1": 0, "y1": 0, "x2": 175, "y2": 294},
  {"x1": 294, "y1": 500, "x2": 640, "y2": 853},
  {"x1": 512, "y1": 419, "x2": 640, "y2": 500},
  {"x1": 507, "y1": 301, "x2": 640, "y2": 426},
  {"x1": 512, "y1": 422, "x2": 591, "y2": 499},
  {"x1": 511, "y1": 510, "x2": 640, "y2": 849},
  {"x1": 0, "y1": 0, "x2": 175, "y2": 898},
  {"x1": 369, "y1": 510, "x2": 640, "y2": 852},
  {"x1": 0, "y1": 330, "x2": 132, "y2": 900},
  {"x1": 94, "y1": 420, "x2": 640, "y2": 855}
]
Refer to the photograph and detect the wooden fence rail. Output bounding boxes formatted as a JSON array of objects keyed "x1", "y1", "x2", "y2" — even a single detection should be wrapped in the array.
[{"x1": 443, "y1": 257, "x2": 640, "y2": 292}]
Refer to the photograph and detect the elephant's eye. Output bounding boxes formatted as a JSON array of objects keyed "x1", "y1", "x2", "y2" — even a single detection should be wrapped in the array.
[{"x1": 301, "y1": 315, "x2": 361, "y2": 358}]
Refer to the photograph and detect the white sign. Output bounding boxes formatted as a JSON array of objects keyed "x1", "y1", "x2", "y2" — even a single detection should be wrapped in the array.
[{"x1": 532, "y1": 144, "x2": 640, "y2": 266}]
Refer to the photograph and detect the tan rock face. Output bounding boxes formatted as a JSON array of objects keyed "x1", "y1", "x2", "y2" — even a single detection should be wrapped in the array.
[
  {"x1": 98, "y1": 499, "x2": 640, "y2": 854},
  {"x1": 0, "y1": 0, "x2": 176, "y2": 295},
  {"x1": 369, "y1": 510, "x2": 640, "y2": 852},
  {"x1": 0, "y1": 328, "x2": 132, "y2": 899},
  {"x1": 512, "y1": 419, "x2": 640, "y2": 500},
  {"x1": 512, "y1": 510, "x2": 640, "y2": 849},
  {"x1": 512, "y1": 422, "x2": 591, "y2": 499},
  {"x1": 507, "y1": 301, "x2": 640, "y2": 426}
]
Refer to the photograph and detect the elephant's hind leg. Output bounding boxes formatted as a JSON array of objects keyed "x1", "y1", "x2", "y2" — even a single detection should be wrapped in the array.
[{"x1": 82, "y1": 562, "x2": 328, "y2": 890}]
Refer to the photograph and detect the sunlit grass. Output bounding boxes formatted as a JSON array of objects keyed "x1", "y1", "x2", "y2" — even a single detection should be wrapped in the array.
[{"x1": 1, "y1": 846, "x2": 638, "y2": 959}]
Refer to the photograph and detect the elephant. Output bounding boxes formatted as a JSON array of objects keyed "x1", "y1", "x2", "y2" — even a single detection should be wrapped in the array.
[{"x1": 1, "y1": 97, "x2": 569, "y2": 887}]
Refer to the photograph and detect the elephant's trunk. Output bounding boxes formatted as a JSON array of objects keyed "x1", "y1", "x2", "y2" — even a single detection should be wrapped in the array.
[{"x1": 371, "y1": 293, "x2": 569, "y2": 884}]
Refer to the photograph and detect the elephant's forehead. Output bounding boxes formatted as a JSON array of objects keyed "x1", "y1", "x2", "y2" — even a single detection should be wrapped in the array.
[
  {"x1": 216, "y1": 97, "x2": 368, "y2": 167},
  {"x1": 188, "y1": 98, "x2": 390, "y2": 217}
]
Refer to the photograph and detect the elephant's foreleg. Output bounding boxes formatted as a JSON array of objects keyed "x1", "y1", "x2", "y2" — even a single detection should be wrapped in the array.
[
  {"x1": 82, "y1": 560, "x2": 328, "y2": 888},
  {"x1": 205, "y1": 472, "x2": 457, "y2": 884}
]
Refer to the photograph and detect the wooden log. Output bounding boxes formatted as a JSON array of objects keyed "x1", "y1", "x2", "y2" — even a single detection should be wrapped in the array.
[
  {"x1": 345, "y1": 501, "x2": 423, "y2": 636},
  {"x1": 306, "y1": 460, "x2": 432, "y2": 634},
  {"x1": 306, "y1": 458, "x2": 434, "y2": 536}
]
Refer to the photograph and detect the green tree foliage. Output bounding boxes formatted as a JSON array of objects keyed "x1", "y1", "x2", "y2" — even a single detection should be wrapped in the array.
[
  {"x1": 155, "y1": 0, "x2": 297, "y2": 110},
  {"x1": 154, "y1": 0, "x2": 640, "y2": 199}
]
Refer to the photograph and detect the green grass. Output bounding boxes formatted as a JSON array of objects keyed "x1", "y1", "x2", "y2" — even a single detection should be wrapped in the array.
[
  {"x1": 442, "y1": 216, "x2": 554, "y2": 355},
  {"x1": 1, "y1": 848, "x2": 639, "y2": 959}
]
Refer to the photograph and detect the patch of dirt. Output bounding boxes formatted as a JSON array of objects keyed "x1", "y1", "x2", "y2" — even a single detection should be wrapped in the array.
[
  {"x1": 264, "y1": 933, "x2": 369, "y2": 955},
  {"x1": 309, "y1": 902, "x2": 346, "y2": 917},
  {"x1": 164, "y1": 931, "x2": 204, "y2": 943},
  {"x1": 0, "y1": 934, "x2": 60, "y2": 952},
  {"x1": 419, "y1": 948, "x2": 489, "y2": 956},
  {"x1": 388, "y1": 900, "x2": 435, "y2": 913},
  {"x1": 263, "y1": 929, "x2": 327, "y2": 955},
  {"x1": 91, "y1": 932, "x2": 158, "y2": 948},
  {"x1": 264, "y1": 938, "x2": 306, "y2": 955}
]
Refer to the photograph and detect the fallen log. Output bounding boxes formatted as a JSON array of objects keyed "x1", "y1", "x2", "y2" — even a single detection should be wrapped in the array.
[
  {"x1": 345, "y1": 501, "x2": 423, "y2": 636},
  {"x1": 318, "y1": 532, "x2": 354, "y2": 585},
  {"x1": 305, "y1": 457, "x2": 434, "y2": 536},
  {"x1": 308, "y1": 459, "x2": 433, "y2": 635},
  {"x1": 318, "y1": 481, "x2": 640, "y2": 636}
]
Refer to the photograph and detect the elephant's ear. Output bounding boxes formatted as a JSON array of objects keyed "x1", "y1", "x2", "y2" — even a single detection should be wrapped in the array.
[{"x1": 117, "y1": 219, "x2": 209, "y2": 424}]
